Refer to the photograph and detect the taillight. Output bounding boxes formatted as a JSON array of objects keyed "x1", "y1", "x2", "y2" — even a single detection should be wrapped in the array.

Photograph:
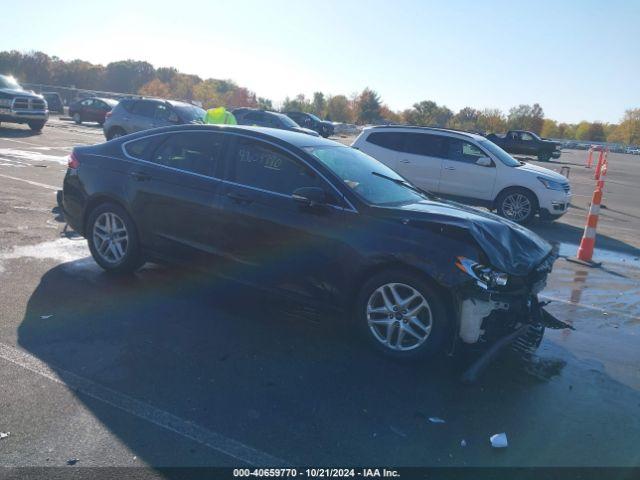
[
  {"x1": 68, "y1": 151, "x2": 80, "y2": 169},
  {"x1": 105, "y1": 111, "x2": 112, "y2": 118}
]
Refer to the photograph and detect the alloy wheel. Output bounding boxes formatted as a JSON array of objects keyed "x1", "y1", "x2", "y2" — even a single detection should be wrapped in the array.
[
  {"x1": 366, "y1": 283, "x2": 433, "y2": 351},
  {"x1": 501, "y1": 193, "x2": 532, "y2": 222},
  {"x1": 92, "y1": 212, "x2": 129, "y2": 264}
]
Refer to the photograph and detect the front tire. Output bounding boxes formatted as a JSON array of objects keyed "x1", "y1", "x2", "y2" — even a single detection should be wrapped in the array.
[
  {"x1": 355, "y1": 269, "x2": 449, "y2": 359},
  {"x1": 537, "y1": 152, "x2": 551, "y2": 162},
  {"x1": 28, "y1": 121, "x2": 45, "y2": 131},
  {"x1": 73, "y1": 113, "x2": 82, "y2": 125},
  {"x1": 496, "y1": 188, "x2": 538, "y2": 224},
  {"x1": 86, "y1": 203, "x2": 143, "y2": 273}
]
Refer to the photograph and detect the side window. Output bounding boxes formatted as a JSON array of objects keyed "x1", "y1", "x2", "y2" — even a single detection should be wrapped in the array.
[
  {"x1": 446, "y1": 139, "x2": 487, "y2": 164},
  {"x1": 150, "y1": 132, "x2": 223, "y2": 177},
  {"x1": 154, "y1": 103, "x2": 171, "y2": 121},
  {"x1": 404, "y1": 133, "x2": 447, "y2": 157},
  {"x1": 243, "y1": 111, "x2": 263, "y2": 124},
  {"x1": 521, "y1": 132, "x2": 534, "y2": 141},
  {"x1": 120, "y1": 100, "x2": 135, "y2": 113},
  {"x1": 232, "y1": 139, "x2": 322, "y2": 195},
  {"x1": 124, "y1": 136, "x2": 162, "y2": 160},
  {"x1": 132, "y1": 101, "x2": 158, "y2": 118},
  {"x1": 81, "y1": 99, "x2": 93, "y2": 107},
  {"x1": 262, "y1": 114, "x2": 281, "y2": 128},
  {"x1": 366, "y1": 132, "x2": 404, "y2": 152}
]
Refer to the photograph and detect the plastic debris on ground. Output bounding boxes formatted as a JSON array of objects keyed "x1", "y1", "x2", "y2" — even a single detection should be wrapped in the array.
[
  {"x1": 490, "y1": 433, "x2": 508, "y2": 448},
  {"x1": 40, "y1": 315, "x2": 53, "y2": 319},
  {"x1": 428, "y1": 417, "x2": 446, "y2": 424},
  {"x1": 67, "y1": 458, "x2": 78, "y2": 465},
  {"x1": 460, "y1": 439, "x2": 467, "y2": 447},
  {"x1": 0, "y1": 432, "x2": 9, "y2": 439}
]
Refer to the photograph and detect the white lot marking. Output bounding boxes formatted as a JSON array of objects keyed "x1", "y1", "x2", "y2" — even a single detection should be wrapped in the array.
[
  {"x1": 0, "y1": 238, "x2": 89, "y2": 265},
  {"x1": 0, "y1": 343, "x2": 286, "y2": 466},
  {"x1": 0, "y1": 148, "x2": 68, "y2": 165},
  {"x1": 0, "y1": 173, "x2": 59, "y2": 191},
  {"x1": 0, "y1": 138, "x2": 42, "y2": 147}
]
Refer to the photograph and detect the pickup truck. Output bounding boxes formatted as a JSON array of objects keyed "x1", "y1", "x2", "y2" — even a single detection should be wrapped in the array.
[
  {"x1": 0, "y1": 74, "x2": 49, "y2": 131},
  {"x1": 485, "y1": 130, "x2": 561, "y2": 162}
]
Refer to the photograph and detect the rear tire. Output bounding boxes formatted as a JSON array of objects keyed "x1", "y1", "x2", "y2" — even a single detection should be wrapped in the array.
[
  {"x1": 496, "y1": 188, "x2": 538, "y2": 224},
  {"x1": 86, "y1": 202, "x2": 144, "y2": 274},
  {"x1": 28, "y1": 121, "x2": 45, "y2": 131},
  {"x1": 355, "y1": 269, "x2": 449, "y2": 359}
]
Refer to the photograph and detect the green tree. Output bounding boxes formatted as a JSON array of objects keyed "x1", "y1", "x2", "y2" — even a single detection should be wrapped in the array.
[
  {"x1": 540, "y1": 119, "x2": 560, "y2": 138},
  {"x1": 507, "y1": 103, "x2": 544, "y2": 134},
  {"x1": 403, "y1": 100, "x2": 452, "y2": 127},
  {"x1": 257, "y1": 97, "x2": 273, "y2": 110},
  {"x1": 325, "y1": 95, "x2": 353, "y2": 123},
  {"x1": 575, "y1": 121, "x2": 591, "y2": 140},
  {"x1": 450, "y1": 107, "x2": 480, "y2": 131},
  {"x1": 355, "y1": 88, "x2": 382, "y2": 124},
  {"x1": 105, "y1": 60, "x2": 155, "y2": 93},
  {"x1": 476, "y1": 108, "x2": 507, "y2": 133},
  {"x1": 608, "y1": 109, "x2": 640, "y2": 145},
  {"x1": 312, "y1": 92, "x2": 326, "y2": 117}
]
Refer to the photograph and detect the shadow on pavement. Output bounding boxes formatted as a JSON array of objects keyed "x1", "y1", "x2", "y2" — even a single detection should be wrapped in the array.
[
  {"x1": 0, "y1": 125, "x2": 43, "y2": 137},
  {"x1": 16, "y1": 259, "x2": 640, "y2": 467}
]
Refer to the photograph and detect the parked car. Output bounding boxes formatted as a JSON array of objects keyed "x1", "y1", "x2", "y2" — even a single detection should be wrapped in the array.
[
  {"x1": 103, "y1": 97, "x2": 206, "y2": 140},
  {"x1": 68, "y1": 97, "x2": 118, "y2": 125},
  {"x1": 0, "y1": 74, "x2": 48, "y2": 131},
  {"x1": 285, "y1": 111, "x2": 334, "y2": 137},
  {"x1": 352, "y1": 126, "x2": 571, "y2": 224},
  {"x1": 485, "y1": 130, "x2": 562, "y2": 162},
  {"x1": 233, "y1": 108, "x2": 320, "y2": 137},
  {"x1": 42, "y1": 92, "x2": 64, "y2": 114},
  {"x1": 61, "y1": 124, "x2": 563, "y2": 361}
]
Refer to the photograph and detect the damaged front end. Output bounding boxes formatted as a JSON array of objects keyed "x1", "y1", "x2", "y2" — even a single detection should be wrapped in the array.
[{"x1": 451, "y1": 251, "x2": 572, "y2": 380}]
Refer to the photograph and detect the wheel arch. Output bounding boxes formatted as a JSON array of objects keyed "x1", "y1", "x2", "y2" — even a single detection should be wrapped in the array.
[
  {"x1": 493, "y1": 185, "x2": 540, "y2": 211},
  {"x1": 82, "y1": 194, "x2": 135, "y2": 236}
]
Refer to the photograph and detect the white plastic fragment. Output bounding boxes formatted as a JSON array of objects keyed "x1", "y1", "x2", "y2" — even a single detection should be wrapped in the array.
[
  {"x1": 40, "y1": 315, "x2": 53, "y2": 319},
  {"x1": 428, "y1": 417, "x2": 446, "y2": 424},
  {"x1": 460, "y1": 439, "x2": 467, "y2": 447},
  {"x1": 490, "y1": 433, "x2": 508, "y2": 448},
  {"x1": 0, "y1": 432, "x2": 9, "y2": 439}
]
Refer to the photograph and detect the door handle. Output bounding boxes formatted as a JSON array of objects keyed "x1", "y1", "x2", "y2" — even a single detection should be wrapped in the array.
[
  {"x1": 444, "y1": 166, "x2": 456, "y2": 171},
  {"x1": 129, "y1": 171, "x2": 151, "y2": 181},
  {"x1": 226, "y1": 192, "x2": 253, "y2": 204},
  {"x1": 399, "y1": 159, "x2": 410, "y2": 164}
]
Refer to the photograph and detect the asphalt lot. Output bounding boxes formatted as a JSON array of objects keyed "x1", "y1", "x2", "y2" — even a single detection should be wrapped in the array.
[{"x1": 0, "y1": 117, "x2": 639, "y2": 471}]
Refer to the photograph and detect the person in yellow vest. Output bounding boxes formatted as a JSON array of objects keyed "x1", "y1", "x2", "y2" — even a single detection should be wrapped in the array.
[{"x1": 203, "y1": 106, "x2": 237, "y2": 125}]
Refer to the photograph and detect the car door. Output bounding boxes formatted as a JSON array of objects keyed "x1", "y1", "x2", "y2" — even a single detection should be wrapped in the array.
[
  {"x1": 393, "y1": 132, "x2": 445, "y2": 193},
  {"x1": 79, "y1": 99, "x2": 93, "y2": 121},
  {"x1": 519, "y1": 132, "x2": 537, "y2": 155},
  {"x1": 217, "y1": 135, "x2": 353, "y2": 303},
  {"x1": 126, "y1": 131, "x2": 229, "y2": 264},
  {"x1": 438, "y1": 138, "x2": 497, "y2": 202},
  {"x1": 129, "y1": 101, "x2": 158, "y2": 132}
]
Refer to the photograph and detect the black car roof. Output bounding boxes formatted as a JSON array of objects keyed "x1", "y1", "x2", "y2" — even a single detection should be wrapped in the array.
[{"x1": 123, "y1": 124, "x2": 336, "y2": 148}]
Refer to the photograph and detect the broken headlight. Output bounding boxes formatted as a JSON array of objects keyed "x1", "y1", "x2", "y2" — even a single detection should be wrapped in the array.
[{"x1": 455, "y1": 256, "x2": 508, "y2": 290}]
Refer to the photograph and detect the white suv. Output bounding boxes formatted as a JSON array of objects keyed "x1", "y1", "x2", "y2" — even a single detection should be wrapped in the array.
[{"x1": 352, "y1": 126, "x2": 571, "y2": 224}]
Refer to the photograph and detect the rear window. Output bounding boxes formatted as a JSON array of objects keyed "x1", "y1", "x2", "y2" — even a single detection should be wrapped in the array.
[
  {"x1": 123, "y1": 136, "x2": 160, "y2": 159},
  {"x1": 119, "y1": 99, "x2": 136, "y2": 113},
  {"x1": 132, "y1": 101, "x2": 159, "y2": 118}
]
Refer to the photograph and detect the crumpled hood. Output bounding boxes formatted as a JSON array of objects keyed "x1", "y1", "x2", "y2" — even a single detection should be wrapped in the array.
[
  {"x1": 515, "y1": 162, "x2": 567, "y2": 182},
  {"x1": 393, "y1": 199, "x2": 552, "y2": 276}
]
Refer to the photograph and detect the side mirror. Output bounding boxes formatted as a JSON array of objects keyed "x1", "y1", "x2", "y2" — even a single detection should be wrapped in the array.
[
  {"x1": 292, "y1": 187, "x2": 326, "y2": 207},
  {"x1": 475, "y1": 157, "x2": 492, "y2": 167}
]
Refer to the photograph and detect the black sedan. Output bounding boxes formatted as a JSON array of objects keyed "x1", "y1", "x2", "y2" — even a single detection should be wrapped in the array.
[
  {"x1": 232, "y1": 108, "x2": 320, "y2": 137},
  {"x1": 62, "y1": 125, "x2": 561, "y2": 360}
]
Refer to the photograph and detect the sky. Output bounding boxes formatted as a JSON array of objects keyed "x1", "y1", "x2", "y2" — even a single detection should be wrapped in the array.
[{"x1": 2, "y1": 0, "x2": 639, "y2": 124}]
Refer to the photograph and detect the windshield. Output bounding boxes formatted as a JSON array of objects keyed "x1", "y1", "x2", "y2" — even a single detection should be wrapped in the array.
[
  {"x1": 276, "y1": 113, "x2": 300, "y2": 128},
  {"x1": 173, "y1": 103, "x2": 205, "y2": 122},
  {"x1": 479, "y1": 139, "x2": 521, "y2": 167},
  {"x1": 0, "y1": 75, "x2": 22, "y2": 90},
  {"x1": 307, "y1": 113, "x2": 321, "y2": 122},
  {"x1": 306, "y1": 146, "x2": 426, "y2": 206}
]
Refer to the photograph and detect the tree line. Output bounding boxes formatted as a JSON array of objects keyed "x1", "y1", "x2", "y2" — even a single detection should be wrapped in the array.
[{"x1": 2, "y1": 51, "x2": 638, "y2": 145}]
